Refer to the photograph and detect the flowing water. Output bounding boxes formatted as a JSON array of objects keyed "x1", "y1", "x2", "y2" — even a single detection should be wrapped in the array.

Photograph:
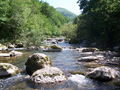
[{"x1": 0, "y1": 41, "x2": 120, "y2": 90}]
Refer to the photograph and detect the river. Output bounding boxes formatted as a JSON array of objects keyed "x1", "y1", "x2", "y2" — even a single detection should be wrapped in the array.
[{"x1": 0, "y1": 41, "x2": 120, "y2": 90}]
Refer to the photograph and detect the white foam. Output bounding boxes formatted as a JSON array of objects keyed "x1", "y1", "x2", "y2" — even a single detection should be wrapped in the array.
[{"x1": 68, "y1": 74, "x2": 88, "y2": 84}]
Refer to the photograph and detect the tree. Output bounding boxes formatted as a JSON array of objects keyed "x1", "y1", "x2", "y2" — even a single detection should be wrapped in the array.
[{"x1": 75, "y1": 0, "x2": 120, "y2": 47}]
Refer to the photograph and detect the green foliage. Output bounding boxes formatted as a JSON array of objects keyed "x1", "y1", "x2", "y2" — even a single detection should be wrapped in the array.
[
  {"x1": 56, "y1": 7, "x2": 77, "y2": 21},
  {"x1": 60, "y1": 22, "x2": 77, "y2": 43},
  {"x1": 72, "y1": 0, "x2": 120, "y2": 47},
  {"x1": 0, "y1": 0, "x2": 70, "y2": 46}
]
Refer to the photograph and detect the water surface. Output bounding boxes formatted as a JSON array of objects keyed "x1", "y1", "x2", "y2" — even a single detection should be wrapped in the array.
[{"x1": 0, "y1": 42, "x2": 120, "y2": 90}]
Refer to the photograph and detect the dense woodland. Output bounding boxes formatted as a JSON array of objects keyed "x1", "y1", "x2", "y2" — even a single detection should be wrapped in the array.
[
  {"x1": 0, "y1": 0, "x2": 70, "y2": 46},
  {"x1": 62, "y1": 0, "x2": 120, "y2": 48}
]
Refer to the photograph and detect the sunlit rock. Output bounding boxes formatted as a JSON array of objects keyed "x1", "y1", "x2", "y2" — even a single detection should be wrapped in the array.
[
  {"x1": 86, "y1": 66, "x2": 118, "y2": 81},
  {"x1": 8, "y1": 44, "x2": 15, "y2": 48},
  {"x1": 25, "y1": 53, "x2": 52, "y2": 75},
  {"x1": 0, "y1": 53, "x2": 11, "y2": 57},
  {"x1": 0, "y1": 63, "x2": 21, "y2": 77},
  {"x1": 46, "y1": 38, "x2": 52, "y2": 41},
  {"x1": 9, "y1": 51, "x2": 23, "y2": 56},
  {"x1": 43, "y1": 45, "x2": 62, "y2": 52},
  {"x1": 0, "y1": 44, "x2": 8, "y2": 51},
  {"x1": 30, "y1": 67, "x2": 66, "y2": 84},
  {"x1": 77, "y1": 56, "x2": 98, "y2": 62},
  {"x1": 82, "y1": 48, "x2": 99, "y2": 52},
  {"x1": 80, "y1": 52, "x2": 93, "y2": 55}
]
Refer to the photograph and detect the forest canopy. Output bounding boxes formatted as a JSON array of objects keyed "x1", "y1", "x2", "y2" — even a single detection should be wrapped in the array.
[
  {"x1": 0, "y1": 0, "x2": 70, "y2": 46},
  {"x1": 68, "y1": 0, "x2": 120, "y2": 48}
]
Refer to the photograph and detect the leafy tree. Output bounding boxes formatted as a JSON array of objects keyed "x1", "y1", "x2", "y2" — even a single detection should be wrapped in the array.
[
  {"x1": 73, "y1": 0, "x2": 120, "y2": 47},
  {"x1": 0, "y1": 0, "x2": 70, "y2": 46}
]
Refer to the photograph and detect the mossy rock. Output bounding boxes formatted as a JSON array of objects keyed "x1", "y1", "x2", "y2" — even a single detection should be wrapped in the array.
[
  {"x1": 44, "y1": 45, "x2": 62, "y2": 52},
  {"x1": 25, "y1": 53, "x2": 52, "y2": 75},
  {"x1": 0, "y1": 63, "x2": 21, "y2": 77}
]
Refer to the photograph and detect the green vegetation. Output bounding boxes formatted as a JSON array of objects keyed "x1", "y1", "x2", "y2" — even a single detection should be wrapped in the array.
[
  {"x1": 56, "y1": 7, "x2": 77, "y2": 21},
  {"x1": 0, "y1": 0, "x2": 70, "y2": 46},
  {"x1": 64, "y1": 0, "x2": 120, "y2": 48},
  {"x1": 60, "y1": 22, "x2": 78, "y2": 44}
]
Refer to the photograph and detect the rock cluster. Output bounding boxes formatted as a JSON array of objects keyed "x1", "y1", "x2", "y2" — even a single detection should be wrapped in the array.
[
  {"x1": 25, "y1": 53, "x2": 66, "y2": 84},
  {"x1": 25, "y1": 53, "x2": 52, "y2": 75}
]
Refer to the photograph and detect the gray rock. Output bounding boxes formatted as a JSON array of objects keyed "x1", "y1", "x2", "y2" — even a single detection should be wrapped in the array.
[
  {"x1": 86, "y1": 66, "x2": 118, "y2": 81},
  {"x1": 77, "y1": 56, "x2": 98, "y2": 62},
  {"x1": 9, "y1": 51, "x2": 23, "y2": 56},
  {"x1": 25, "y1": 53, "x2": 52, "y2": 75},
  {"x1": 0, "y1": 63, "x2": 21, "y2": 77},
  {"x1": 30, "y1": 67, "x2": 66, "y2": 84}
]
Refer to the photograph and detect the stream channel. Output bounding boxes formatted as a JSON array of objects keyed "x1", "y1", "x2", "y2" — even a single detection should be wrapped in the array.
[{"x1": 0, "y1": 39, "x2": 120, "y2": 90}]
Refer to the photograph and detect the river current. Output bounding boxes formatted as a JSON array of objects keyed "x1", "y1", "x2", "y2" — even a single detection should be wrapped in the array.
[{"x1": 0, "y1": 41, "x2": 120, "y2": 90}]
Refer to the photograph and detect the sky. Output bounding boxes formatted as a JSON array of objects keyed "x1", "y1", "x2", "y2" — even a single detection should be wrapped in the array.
[{"x1": 42, "y1": 0, "x2": 81, "y2": 15}]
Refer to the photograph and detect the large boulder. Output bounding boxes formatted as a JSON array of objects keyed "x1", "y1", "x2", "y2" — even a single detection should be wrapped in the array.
[
  {"x1": 86, "y1": 66, "x2": 118, "y2": 81},
  {"x1": 30, "y1": 67, "x2": 66, "y2": 84},
  {"x1": 0, "y1": 63, "x2": 21, "y2": 77},
  {"x1": 25, "y1": 53, "x2": 52, "y2": 75},
  {"x1": 43, "y1": 45, "x2": 62, "y2": 52}
]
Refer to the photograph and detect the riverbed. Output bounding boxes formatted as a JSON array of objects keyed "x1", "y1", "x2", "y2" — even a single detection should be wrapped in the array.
[{"x1": 0, "y1": 42, "x2": 120, "y2": 90}]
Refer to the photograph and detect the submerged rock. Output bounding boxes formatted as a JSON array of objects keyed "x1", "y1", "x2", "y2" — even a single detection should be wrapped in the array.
[
  {"x1": 25, "y1": 53, "x2": 52, "y2": 75},
  {"x1": 43, "y1": 45, "x2": 62, "y2": 52},
  {"x1": 86, "y1": 66, "x2": 118, "y2": 81},
  {"x1": 30, "y1": 67, "x2": 66, "y2": 84},
  {"x1": 0, "y1": 63, "x2": 21, "y2": 77}
]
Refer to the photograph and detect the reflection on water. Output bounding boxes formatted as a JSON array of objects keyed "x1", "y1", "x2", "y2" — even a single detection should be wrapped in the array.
[{"x1": 0, "y1": 42, "x2": 120, "y2": 90}]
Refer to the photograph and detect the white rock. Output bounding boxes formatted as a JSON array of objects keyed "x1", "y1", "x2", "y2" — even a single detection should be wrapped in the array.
[{"x1": 30, "y1": 67, "x2": 66, "y2": 84}]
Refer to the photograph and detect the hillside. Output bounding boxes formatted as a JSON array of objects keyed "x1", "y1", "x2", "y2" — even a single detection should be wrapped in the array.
[{"x1": 56, "y1": 7, "x2": 77, "y2": 21}]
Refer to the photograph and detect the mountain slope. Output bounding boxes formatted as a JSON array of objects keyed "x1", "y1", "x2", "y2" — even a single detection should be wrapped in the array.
[{"x1": 56, "y1": 7, "x2": 77, "y2": 21}]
